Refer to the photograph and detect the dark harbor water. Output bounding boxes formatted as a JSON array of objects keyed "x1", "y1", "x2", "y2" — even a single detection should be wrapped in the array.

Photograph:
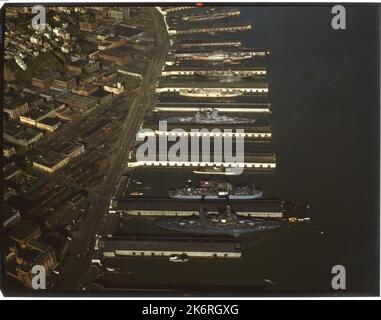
[{"x1": 103, "y1": 6, "x2": 379, "y2": 295}]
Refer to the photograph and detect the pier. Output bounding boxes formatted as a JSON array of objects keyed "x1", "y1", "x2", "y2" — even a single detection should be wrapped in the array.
[
  {"x1": 95, "y1": 235, "x2": 242, "y2": 260},
  {"x1": 139, "y1": 121, "x2": 272, "y2": 141},
  {"x1": 126, "y1": 151, "x2": 276, "y2": 171},
  {"x1": 169, "y1": 22, "x2": 252, "y2": 35},
  {"x1": 156, "y1": 79, "x2": 268, "y2": 94},
  {"x1": 113, "y1": 198, "x2": 287, "y2": 218},
  {"x1": 178, "y1": 39, "x2": 242, "y2": 48}
]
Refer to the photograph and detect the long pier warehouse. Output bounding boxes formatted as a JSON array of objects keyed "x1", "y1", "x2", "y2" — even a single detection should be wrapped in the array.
[
  {"x1": 93, "y1": 235, "x2": 242, "y2": 262},
  {"x1": 139, "y1": 120, "x2": 272, "y2": 141},
  {"x1": 126, "y1": 152, "x2": 276, "y2": 170},
  {"x1": 110, "y1": 198, "x2": 309, "y2": 219},
  {"x1": 156, "y1": 79, "x2": 269, "y2": 94}
]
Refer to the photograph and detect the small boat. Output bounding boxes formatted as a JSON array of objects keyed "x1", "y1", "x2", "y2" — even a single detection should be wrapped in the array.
[
  {"x1": 130, "y1": 192, "x2": 143, "y2": 197},
  {"x1": 169, "y1": 254, "x2": 189, "y2": 263}
]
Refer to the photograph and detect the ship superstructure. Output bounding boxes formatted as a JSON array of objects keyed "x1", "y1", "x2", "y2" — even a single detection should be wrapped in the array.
[{"x1": 169, "y1": 179, "x2": 263, "y2": 200}]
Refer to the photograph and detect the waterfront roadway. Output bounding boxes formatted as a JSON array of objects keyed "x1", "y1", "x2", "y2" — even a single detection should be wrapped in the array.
[{"x1": 59, "y1": 8, "x2": 169, "y2": 291}]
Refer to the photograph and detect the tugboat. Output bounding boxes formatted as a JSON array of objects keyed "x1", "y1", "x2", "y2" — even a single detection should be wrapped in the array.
[
  {"x1": 157, "y1": 206, "x2": 282, "y2": 236},
  {"x1": 169, "y1": 180, "x2": 263, "y2": 200}
]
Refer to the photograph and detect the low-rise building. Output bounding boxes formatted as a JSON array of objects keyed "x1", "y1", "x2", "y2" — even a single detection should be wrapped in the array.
[
  {"x1": 55, "y1": 141, "x2": 85, "y2": 160},
  {"x1": 51, "y1": 75, "x2": 77, "y2": 91},
  {"x1": 115, "y1": 23, "x2": 144, "y2": 41},
  {"x1": 79, "y1": 21, "x2": 98, "y2": 32},
  {"x1": 3, "y1": 143, "x2": 16, "y2": 158},
  {"x1": 32, "y1": 150, "x2": 69, "y2": 173},
  {"x1": 36, "y1": 117, "x2": 62, "y2": 132},
  {"x1": 90, "y1": 89, "x2": 113, "y2": 105},
  {"x1": 32, "y1": 72, "x2": 60, "y2": 89},
  {"x1": 10, "y1": 241, "x2": 57, "y2": 288},
  {"x1": 19, "y1": 104, "x2": 64, "y2": 131},
  {"x1": 4, "y1": 204, "x2": 21, "y2": 230},
  {"x1": 4, "y1": 123, "x2": 44, "y2": 147},
  {"x1": 73, "y1": 84, "x2": 99, "y2": 96},
  {"x1": 98, "y1": 36, "x2": 127, "y2": 51},
  {"x1": 57, "y1": 92, "x2": 98, "y2": 112},
  {"x1": 4, "y1": 100, "x2": 30, "y2": 120},
  {"x1": 3, "y1": 160, "x2": 22, "y2": 181},
  {"x1": 108, "y1": 8, "x2": 131, "y2": 21},
  {"x1": 98, "y1": 45, "x2": 134, "y2": 66},
  {"x1": 9, "y1": 221, "x2": 41, "y2": 248},
  {"x1": 117, "y1": 65, "x2": 143, "y2": 79},
  {"x1": 104, "y1": 81, "x2": 125, "y2": 94},
  {"x1": 67, "y1": 60, "x2": 100, "y2": 75},
  {"x1": 19, "y1": 109, "x2": 46, "y2": 126}
]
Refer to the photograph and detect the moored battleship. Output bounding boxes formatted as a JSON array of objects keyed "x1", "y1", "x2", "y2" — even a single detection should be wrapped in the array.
[
  {"x1": 179, "y1": 88, "x2": 243, "y2": 98},
  {"x1": 169, "y1": 179, "x2": 263, "y2": 200},
  {"x1": 156, "y1": 205, "x2": 281, "y2": 235},
  {"x1": 191, "y1": 51, "x2": 254, "y2": 62},
  {"x1": 193, "y1": 166, "x2": 243, "y2": 176},
  {"x1": 164, "y1": 108, "x2": 256, "y2": 124}
]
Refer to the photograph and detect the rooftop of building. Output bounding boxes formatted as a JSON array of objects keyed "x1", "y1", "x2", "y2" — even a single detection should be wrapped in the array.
[
  {"x1": 33, "y1": 150, "x2": 67, "y2": 167},
  {"x1": 157, "y1": 79, "x2": 268, "y2": 89},
  {"x1": 99, "y1": 44, "x2": 133, "y2": 57},
  {"x1": 31, "y1": 71, "x2": 61, "y2": 81},
  {"x1": 38, "y1": 117, "x2": 61, "y2": 126},
  {"x1": 99, "y1": 235, "x2": 241, "y2": 253},
  {"x1": 53, "y1": 74, "x2": 77, "y2": 82},
  {"x1": 21, "y1": 108, "x2": 47, "y2": 121},
  {"x1": 115, "y1": 24, "x2": 144, "y2": 38},
  {"x1": 90, "y1": 88, "x2": 112, "y2": 99},
  {"x1": 9, "y1": 221, "x2": 41, "y2": 241},
  {"x1": 4, "y1": 122, "x2": 43, "y2": 140},
  {"x1": 53, "y1": 140, "x2": 83, "y2": 155},
  {"x1": 3, "y1": 95, "x2": 28, "y2": 110}
]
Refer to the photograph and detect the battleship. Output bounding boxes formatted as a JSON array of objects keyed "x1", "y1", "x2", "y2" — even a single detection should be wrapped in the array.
[
  {"x1": 193, "y1": 166, "x2": 242, "y2": 176},
  {"x1": 179, "y1": 88, "x2": 243, "y2": 98},
  {"x1": 181, "y1": 9, "x2": 240, "y2": 22},
  {"x1": 194, "y1": 69, "x2": 248, "y2": 80},
  {"x1": 169, "y1": 179, "x2": 263, "y2": 200},
  {"x1": 192, "y1": 50, "x2": 254, "y2": 62},
  {"x1": 164, "y1": 109, "x2": 256, "y2": 124},
  {"x1": 156, "y1": 205, "x2": 282, "y2": 235}
]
